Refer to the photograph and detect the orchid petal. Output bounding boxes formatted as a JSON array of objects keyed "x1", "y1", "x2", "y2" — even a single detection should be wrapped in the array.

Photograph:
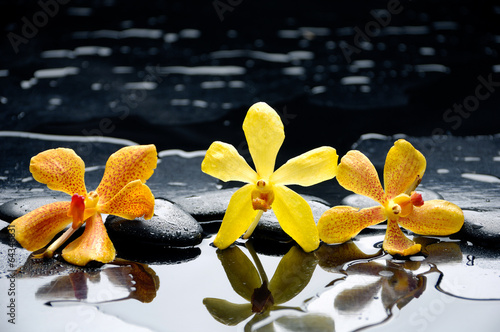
[
  {"x1": 384, "y1": 139, "x2": 426, "y2": 199},
  {"x1": 337, "y1": 150, "x2": 387, "y2": 205},
  {"x1": 96, "y1": 145, "x2": 157, "y2": 204},
  {"x1": 62, "y1": 213, "x2": 116, "y2": 266},
  {"x1": 214, "y1": 184, "x2": 259, "y2": 250},
  {"x1": 269, "y1": 246, "x2": 317, "y2": 304},
  {"x1": 271, "y1": 147, "x2": 338, "y2": 186},
  {"x1": 216, "y1": 246, "x2": 262, "y2": 301},
  {"x1": 243, "y1": 102, "x2": 284, "y2": 179},
  {"x1": 29, "y1": 148, "x2": 87, "y2": 196},
  {"x1": 201, "y1": 141, "x2": 258, "y2": 183},
  {"x1": 398, "y1": 200, "x2": 464, "y2": 236},
  {"x1": 318, "y1": 205, "x2": 386, "y2": 244},
  {"x1": 98, "y1": 180, "x2": 155, "y2": 220},
  {"x1": 11, "y1": 201, "x2": 72, "y2": 251},
  {"x1": 383, "y1": 218, "x2": 421, "y2": 256},
  {"x1": 203, "y1": 298, "x2": 253, "y2": 326},
  {"x1": 272, "y1": 185, "x2": 319, "y2": 252}
]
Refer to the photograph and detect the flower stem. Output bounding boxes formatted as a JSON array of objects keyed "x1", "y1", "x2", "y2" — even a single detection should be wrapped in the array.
[
  {"x1": 243, "y1": 210, "x2": 264, "y2": 239},
  {"x1": 32, "y1": 226, "x2": 79, "y2": 259},
  {"x1": 246, "y1": 240, "x2": 269, "y2": 284}
]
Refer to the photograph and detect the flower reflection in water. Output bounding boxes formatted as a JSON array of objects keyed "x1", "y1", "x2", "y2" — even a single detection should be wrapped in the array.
[
  {"x1": 16, "y1": 256, "x2": 160, "y2": 305},
  {"x1": 204, "y1": 241, "x2": 335, "y2": 331},
  {"x1": 309, "y1": 237, "x2": 462, "y2": 332}
]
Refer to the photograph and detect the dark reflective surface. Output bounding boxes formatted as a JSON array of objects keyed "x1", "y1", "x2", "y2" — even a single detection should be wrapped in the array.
[{"x1": 2, "y1": 0, "x2": 500, "y2": 330}]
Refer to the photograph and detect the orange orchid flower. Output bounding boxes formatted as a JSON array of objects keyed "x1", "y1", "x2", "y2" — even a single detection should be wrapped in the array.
[
  {"x1": 11, "y1": 145, "x2": 157, "y2": 266},
  {"x1": 317, "y1": 139, "x2": 464, "y2": 256}
]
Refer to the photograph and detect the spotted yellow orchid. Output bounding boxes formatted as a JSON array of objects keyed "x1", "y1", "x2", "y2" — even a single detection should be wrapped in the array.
[
  {"x1": 201, "y1": 102, "x2": 338, "y2": 252},
  {"x1": 11, "y1": 145, "x2": 157, "y2": 266},
  {"x1": 317, "y1": 139, "x2": 464, "y2": 256}
]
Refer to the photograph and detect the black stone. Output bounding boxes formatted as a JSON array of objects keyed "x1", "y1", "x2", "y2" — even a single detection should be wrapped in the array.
[
  {"x1": 105, "y1": 198, "x2": 203, "y2": 247},
  {"x1": 169, "y1": 188, "x2": 237, "y2": 222},
  {"x1": 0, "y1": 196, "x2": 68, "y2": 222},
  {"x1": 459, "y1": 210, "x2": 500, "y2": 248}
]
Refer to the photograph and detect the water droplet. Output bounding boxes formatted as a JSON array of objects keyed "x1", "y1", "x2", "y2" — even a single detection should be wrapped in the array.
[
  {"x1": 379, "y1": 270, "x2": 394, "y2": 277},
  {"x1": 466, "y1": 254, "x2": 475, "y2": 266}
]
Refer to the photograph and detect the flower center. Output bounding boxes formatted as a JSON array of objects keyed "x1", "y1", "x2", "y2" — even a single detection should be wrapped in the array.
[
  {"x1": 251, "y1": 180, "x2": 274, "y2": 211},
  {"x1": 385, "y1": 192, "x2": 424, "y2": 219},
  {"x1": 251, "y1": 280, "x2": 275, "y2": 313},
  {"x1": 68, "y1": 191, "x2": 99, "y2": 228},
  {"x1": 85, "y1": 191, "x2": 99, "y2": 210}
]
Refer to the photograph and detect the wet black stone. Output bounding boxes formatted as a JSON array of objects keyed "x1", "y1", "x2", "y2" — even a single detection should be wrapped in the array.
[
  {"x1": 0, "y1": 196, "x2": 67, "y2": 222},
  {"x1": 169, "y1": 188, "x2": 237, "y2": 222},
  {"x1": 459, "y1": 210, "x2": 500, "y2": 248},
  {"x1": 105, "y1": 198, "x2": 203, "y2": 247}
]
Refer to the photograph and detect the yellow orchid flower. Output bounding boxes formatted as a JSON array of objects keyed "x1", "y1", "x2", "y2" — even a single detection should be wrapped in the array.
[
  {"x1": 11, "y1": 145, "x2": 157, "y2": 266},
  {"x1": 202, "y1": 102, "x2": 338, "y2": 252},
  {"x1": 317, "y1": 139, "x2": 464, "y2": 256},
  {"x1": 203, "y1": 243, "x2": 317, "y2": 328}
]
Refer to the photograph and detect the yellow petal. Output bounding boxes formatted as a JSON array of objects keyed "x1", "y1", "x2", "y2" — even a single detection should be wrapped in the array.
[
  {"x1": 271, "y1": 147, "x2": 338, "y2": 186},
  {"x1": 62, "y1": 213, "x2": 116, "y2": 266},
  {"x1": 98, "y1": 180, "x2": 155, "y2": 220},
  {"x1": 96, "y1": 145, "x2": 157, "y2": 204},
  {"x1": 203, "y1": 298, "x2": 253, "y2": 326},
  {"x1": 214, "y1": 184, "x2": 259, "y2": 250},
  {"x1": 216, "y1": 246, "x2": 262, "y2": 301},
  {"x1": 398, "y1": 200, "x2": 464, "y2": 235},
  {"x1": 11, "y1": 201, "x2": 72, "y2": 251},
  {"x1": 30, "y1": 148, "x2": 87, "y2": 196},
  {"x1": 269, "y1": 246, "x2": 317, "y2": 304},
  {"x1": 384, "y1": 139, "x2": 426, "y2": 199},
  {"x1": 318, "y1": 205, "x2": 386, "y2": 244},
  {"x1": 383, "y1": 218, "x2": 421, "y2": 256},
  {"x1": 201, "y1": 141, "x2": 257, "y2": 183},
  {"x1": 243, "y1": 102, "x2": 284, "y2": 179},
  {"x1": 337, "y1": 150, "x2": 387, "y2": 205},
  {"x1": 272, "y1": 185, "x2": 319, "y2": 252}
]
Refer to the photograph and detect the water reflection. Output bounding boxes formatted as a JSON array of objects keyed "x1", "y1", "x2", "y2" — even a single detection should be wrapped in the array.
[
  {"x1": 203, "y1": 242, "x2": 319, "y2": 331},
  {"x1": 307, "y1": 238, "x2": 463, "y2": 332},
  {"x1": 16, "y1": 256, "x2": 159, "y2": 305},
  {"x1": 315, "y1": 240, "x2": 383, "y2": 274}
]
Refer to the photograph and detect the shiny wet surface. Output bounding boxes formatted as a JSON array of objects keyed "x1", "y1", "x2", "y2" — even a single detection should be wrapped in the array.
[{"x1": 2, "y1": 0, "x2": 500, "y2": 331}]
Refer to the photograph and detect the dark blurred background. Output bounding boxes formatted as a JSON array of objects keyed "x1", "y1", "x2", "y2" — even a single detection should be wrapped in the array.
[{"x1": 1, "y1": 0, "x2": 499, "y2": 161}]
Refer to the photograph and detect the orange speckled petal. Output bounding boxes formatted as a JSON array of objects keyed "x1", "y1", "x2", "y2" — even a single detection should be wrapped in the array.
[
  {"x1": 384, "y1": 139, "x2": 426, "y2": 199},
  {"x1": 272, "y1": 185, "x2": 319, "y2": 252},
  {"x1": 318, "y1": 205, "x2": 386, "y2": 244},
  {"x1": 201, "y1": 141, "x2": 258, "y2": 183},
  {"x1": 30, "y1": 148, "x2": 87, "y2": 196},
  {"x1": 243, "y1": 102, "x2": 284, "y2": 179},
  {"x1": 62, "y1": 213, "x2": 116, "y2": 266},
  {"x1": 214, "y1": 184, "x2": 259, "y2": 250},
  {"x1": 96, "y1": 145, "x2": 157, "y2": 204},
  {"x1": 398, "y1": 200, "x2": 464, "y2": 236},
  {"x1": 383, "y1": 218, "x2": 421, "y2": 256},
  {"x1": 11, "y1": 201, "x2": 72, "y2": 251},
  {"x1": 337, "y1": 150, "x2": 387, "y2": 205},
  {"x1": 98, "y1": 180, "x2": 155, "y2": 220}
]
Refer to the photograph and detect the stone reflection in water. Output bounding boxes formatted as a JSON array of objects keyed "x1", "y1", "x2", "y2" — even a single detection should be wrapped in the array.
[
  {"x1": 16, "y1": 256, "x2": 160, "y2": 305},
  {"x1": 203, "y1": 241, "x2": 323, "y2": 331},
  {"x1": 308, "y1": 238, "x2": 463, "y2": 332}
]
